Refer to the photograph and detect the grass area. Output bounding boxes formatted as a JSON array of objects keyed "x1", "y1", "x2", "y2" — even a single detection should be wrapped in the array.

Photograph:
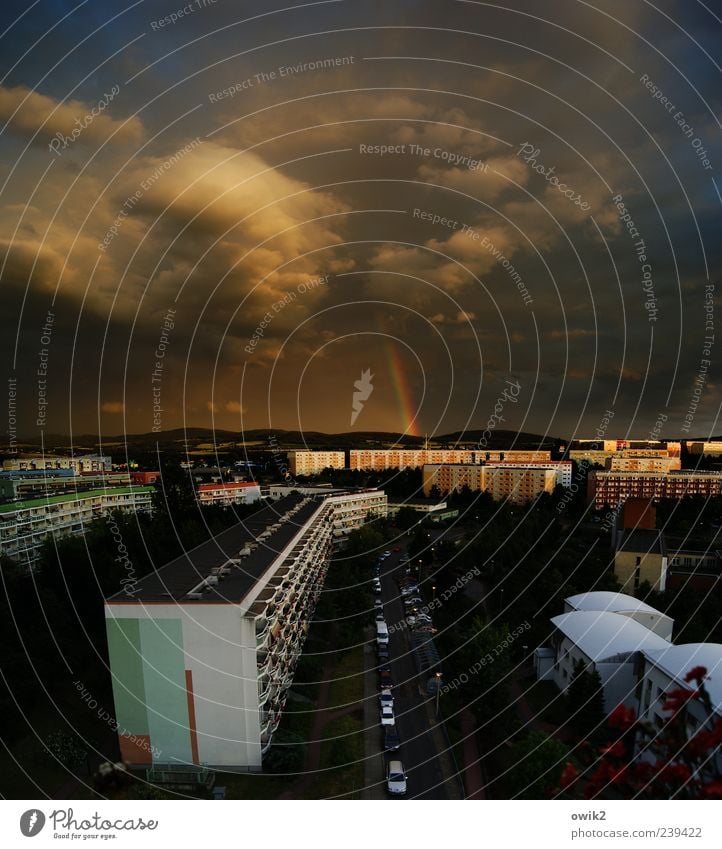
[
  {"x1": 309, "y1": 711, "x2": 365, "y2": 799},
  {"x1": 326, "y1": 645, "x2": 365, "y2": 711}
]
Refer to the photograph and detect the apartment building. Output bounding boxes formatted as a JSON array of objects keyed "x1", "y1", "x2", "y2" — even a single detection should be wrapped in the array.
[
  {"x1": 423, "y1": 463, "x2": 485, "y2": 496},
  {"x1": 0, "y1": 486, "x2": 155, "y2": 567},
  {"x1": 492, "y1": 461, "x2": 572, "y2": 488},
  {"x1": 588, "y1": 470, "x2": 722, "y2": 509},
  {"x1": 196, "y1": 482, "x2": 261, "y2": 506},
  {"x1": 349, "y1": 448, "x2": 550, "y2": 471},
  {"x1": 547, "y1": 610, "x2": 672, "y2": 710},
  {"x1": 422, "y1": 462, "x2": 568, "y2": 503},
  {"x1": 613, "y1": 529, "x2": 668, "y2": 592},
  {"x1": 104, "y1": 489, "x2": 387, "y2": 771},
  {"x1": 538, "y1": 594, "x2": 722, "y2": 766},
  {"x1": 286, "y1": 451, "x2": 346, "y2": 476},
  {"x1": 686, "y1": 441, "x2": 722, "y2": 455},
  {"x1": 607, "y1": 456, "x2": 681, "y2": 473},
  {"x1": 350, "y1": 448, "x2": 476, "y2": 471},
  {"x1": 563, "y1": 591, "x2": 674, "y2": 639},
  {"x1": 638, "y1": 644, "x2": 722, "y2": 744},
  {"x1": 2, "y1": 453, "x2": 112, "y2": 473}
]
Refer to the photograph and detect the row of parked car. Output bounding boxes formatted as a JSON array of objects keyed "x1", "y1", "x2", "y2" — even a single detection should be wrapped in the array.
[{"x1": 373, "y1": 550, "x2": 408, "y2": 797}]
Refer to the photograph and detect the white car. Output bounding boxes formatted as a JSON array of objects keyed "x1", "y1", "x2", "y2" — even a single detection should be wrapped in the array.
[
  {"x1": 386, "y1": 760, "x2": 407, "y2": 796},
  {"x1": 379, "y1": 691, "x2": 394, "y2": 708},
  {"x1": 380, "y1": 704, "x2": 395, "y2": 726}
]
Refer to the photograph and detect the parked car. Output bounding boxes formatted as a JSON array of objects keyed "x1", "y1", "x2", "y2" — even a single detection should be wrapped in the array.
[
  {"x1": 384, "y1": 725, "x2": 401, "y2": 751},
  {"x1": 386, "y1": 760, "x2": 407, "y2": 795},
  {"x1": 374, "y1": 598, "x2": 383, "y2": 608},
  {"x1": 380, "y1": 704, "x2": 395, "y2": 725},
  {"x1": 379, "y1": 670, "x2": 393, "y2": 688},
  {"x1": 379, "y1": 691, "x2": 394, "y2": 708},
  {"x1": 375, "y1": 611, "x2": 385, "y2": 622}
]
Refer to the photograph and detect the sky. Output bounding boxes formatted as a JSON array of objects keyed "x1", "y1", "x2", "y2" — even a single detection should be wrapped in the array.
[{"x1": 0, "y1": 0, "x2": 720, "y2": 443}]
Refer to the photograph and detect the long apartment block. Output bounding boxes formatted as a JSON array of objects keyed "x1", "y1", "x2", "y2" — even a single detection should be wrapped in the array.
[
  {"x1": 422, "y1": 461, "x2": 571, "y2": 503},
  {"x1": 104, "y1": 489, "x2": 386, "y2": 772},
  {"x1": 286, "y1": 450, "x2": 346, "y2": 475},
  {"x1": 0, "y1": 486, "x2": 155, "y2": 567},
  {"x1": 350, "y1": 448, "x2": 550, "y2": 471},
  {"x1": 588, "y1": 469, "x2": 722, "y2": 509}
]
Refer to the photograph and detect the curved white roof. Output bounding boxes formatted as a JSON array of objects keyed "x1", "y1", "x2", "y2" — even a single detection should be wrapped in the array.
[
  {"x1": 551, "y1": 611, "x2": 672, "y2": 662},
  {"x1": 643, "y1": 643, "x2": 722, "y2": 713},
  {"x1": 566, "y1": 591, "x2": 666, "y2": 617}
]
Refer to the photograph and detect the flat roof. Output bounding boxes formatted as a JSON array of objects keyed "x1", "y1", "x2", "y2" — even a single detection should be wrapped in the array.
[
  {"x1": 106, "y1": 493, "x2": 322, "y2": 605},
  {"x1": 0, "y1": 486, "x2": 155, "y2": 514},
  {"x1": 643, "y1": 643, "x2": 722, "y2": 713},
  {"x1": 551, "y1": 611, "x2": 672, "y2": 662},
  {"x1": 617, "y1": 529, "x2": 666, "y2": 555},
  {"x1": 565, "y1": 591, "x2": 667, "y2": 617}
]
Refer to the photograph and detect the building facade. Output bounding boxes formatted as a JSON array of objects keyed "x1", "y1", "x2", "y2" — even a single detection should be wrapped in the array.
[
  {"x1": 607, "y1": 456, "x2": 682, "y2": 473},
  {"x1": 104, "y1": 489, "x2": 387, "y2": 772},
  {"x1": 286, "y1": 451, "x2": 346, "y2": 476},
  {"x1": 2, "y1": 454, "x2": 112, "y2": 473},
  {"x1": 349, "y1": 448, "x2": 550, "y2": 471},
  {"x1": 0, "y1": 486, "x2": 155, "y2": 567},
  {"x1": 548, "y1": 610, "x2": 672, "y2": 710},
  {"x1": 422, "y1": 462, "x2": 568, "y2": 503},
  {"x1": 196, "y1": 482, "x2": 262, "y2": 506},
  {"x1": 588, "y1": 470, "x2": 722, "y2": 509}
]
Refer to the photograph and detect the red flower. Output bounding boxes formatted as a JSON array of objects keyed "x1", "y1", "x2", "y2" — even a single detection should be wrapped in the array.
[
  {"x1": 600, "y1": 740, "x2": 626, "y2": 758},
  {"x1": 663, "y1": 687, "x2": 697, "y2": 713},
  {"x1": 608, "y1": 704, "x2": 636, "y2": 729},
  {"x1": 703, "y1": 781, "x2": 722, "y2": 798},
  {"x1": 684, "y1": 666, "x2": 708, "y2": 683},
  {"x1": 559, "y1": 762, "x2": 579, "y2": 788}
]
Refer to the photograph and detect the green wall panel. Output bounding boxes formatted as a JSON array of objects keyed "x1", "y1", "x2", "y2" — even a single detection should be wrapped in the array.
[
  {"x1": 139, "y1": 618, "x2": 191, "y2": 764},
  {"x1": 105, "y1": 617, "x2": 148, "y2": 735}
]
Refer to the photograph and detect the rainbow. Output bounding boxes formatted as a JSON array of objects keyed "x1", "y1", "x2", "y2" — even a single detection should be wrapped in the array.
[{"x1": 387, "y1": 343, "x2": 420, "y2": 437}]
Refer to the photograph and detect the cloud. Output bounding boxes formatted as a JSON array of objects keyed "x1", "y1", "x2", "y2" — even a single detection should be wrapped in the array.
[
  {"x1": 0, "y1": 85, "x2": 144, "y2": 148},
  {"x1": 101, "y1": 401, "x2": 124, "y2": 414}
]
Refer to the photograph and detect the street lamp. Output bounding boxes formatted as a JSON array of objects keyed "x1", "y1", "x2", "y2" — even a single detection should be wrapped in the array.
[
  {"x1": 432, "y1": 585, "x2": 436, "y2": 602},
  {"x1": 499, "y1": 587, "x2": 505, "y2": 612},
  {"x1": 435, "y1": 671, "x2": 443, "y2": 716}
]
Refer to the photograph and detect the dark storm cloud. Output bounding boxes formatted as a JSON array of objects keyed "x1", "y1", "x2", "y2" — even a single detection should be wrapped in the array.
[{"x1": 0, "y1": 0, "x2": 720, "y2": 440}]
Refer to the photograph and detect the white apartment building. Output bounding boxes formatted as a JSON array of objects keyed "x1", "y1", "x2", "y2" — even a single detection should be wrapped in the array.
[
  {"x1": 0, "y1": 486, "x2": 155, "y2": 567},
  {"x1": 196, "y1": 482, "x2": 261, "y2": 506},
  {"x1": 105, "y1": 489, "x2": 387, "y2": 771},
  {"x1": 2, "y1": 453, "x2": 112, "y2": 473},
  {"x1": 638, "y1": 643, "x2": 722, "y2": 735},
  {"x1": 564, "y1": 591, "x2": 674, "y2": 640},
  {"x1": 286, "y1": 450, "x2": 346, "y2": 476},
  {"x1": 549, "y1": 610, "x2": 672, "y2": 710}
]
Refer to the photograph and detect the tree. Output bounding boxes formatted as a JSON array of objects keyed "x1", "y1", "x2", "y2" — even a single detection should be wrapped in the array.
[
  {"x1": 503, "y1": 731, "x2": 572, "y2": 799},
  {"x1": 151, "y1": 461, "x2": 197, "y2": 518},
  {"x1": 566, "y1": 660, "x2": 606, "y2": 742}
]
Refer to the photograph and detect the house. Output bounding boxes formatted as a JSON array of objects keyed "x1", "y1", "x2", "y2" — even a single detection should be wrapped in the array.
[
  {"x1": 549, "y1": 611, "x2": 672, "y2": 710},
  {"x1": 564, "y1": 591, "x2": 674, "y2": 640}
]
